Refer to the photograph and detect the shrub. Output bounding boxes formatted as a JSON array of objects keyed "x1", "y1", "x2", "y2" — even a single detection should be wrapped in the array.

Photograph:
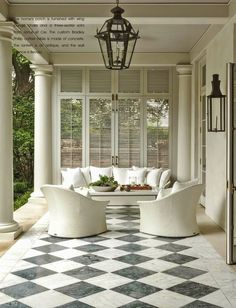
[
  {"x1": 14, "y1": 190, "x2": 32, "y2": 211},
  {"x1": 14, "y1": 181, "x2": 28, "y2": 194}
]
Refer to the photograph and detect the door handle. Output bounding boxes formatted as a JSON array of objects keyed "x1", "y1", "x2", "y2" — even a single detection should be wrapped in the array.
[
  {"x1": 115, "y1": 156, "x2": 119, "y2": 166},
  {"x1": 227, "y1": 181, "x2": 236, "y2": 193},
  {"x1": 111, "y1": 156, "x2": 115, "y2": 165}
]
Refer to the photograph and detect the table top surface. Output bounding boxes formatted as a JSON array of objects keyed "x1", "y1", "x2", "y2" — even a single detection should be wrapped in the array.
[{"x1": 89, "y1": 189, "x2": 159, "y2": 196}]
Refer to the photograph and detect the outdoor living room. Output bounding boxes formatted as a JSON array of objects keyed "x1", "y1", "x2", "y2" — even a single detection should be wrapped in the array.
[{"x1": 1, "y1": 0, "x2": 236, "y2": 307}]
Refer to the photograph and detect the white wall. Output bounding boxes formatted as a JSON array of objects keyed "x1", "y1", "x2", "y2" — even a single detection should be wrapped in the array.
[{"x1": 205, "y1": 22, "x2": 234, "y2": 230}]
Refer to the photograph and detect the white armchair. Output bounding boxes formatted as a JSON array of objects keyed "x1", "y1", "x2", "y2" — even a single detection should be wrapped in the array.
[
  {"x1": 41, "y1": 185, "x2": 108, "y2": 238},
  {"x1": 138, "y1": 184, "x2": 203, "y2": 237}
]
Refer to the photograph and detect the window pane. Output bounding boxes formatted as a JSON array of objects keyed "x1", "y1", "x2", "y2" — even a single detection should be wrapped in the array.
[
  {"x1": 118, "y1": 98, "x2": 141, "y2": 167},
  {"x1": 89, "y1": 98, "x2": 112, "y2": 166},
  {"x1": 147, "y1": 98, "x2": 169, "y2": 168},
  {"x1": 202, "y1": 65, "x2": 206, "y2": 87},
  {"x1": 61, "y1": 99, "x2": 83, "y2": 168}
]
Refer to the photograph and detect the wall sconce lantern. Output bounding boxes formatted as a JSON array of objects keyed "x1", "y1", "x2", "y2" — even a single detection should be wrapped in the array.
[
  {"x1": 95, "y1": 0, "x2": 140, "y2": 70},
  {"x1": 207, "y1": 74, "x2": 226, "y2": 132}
]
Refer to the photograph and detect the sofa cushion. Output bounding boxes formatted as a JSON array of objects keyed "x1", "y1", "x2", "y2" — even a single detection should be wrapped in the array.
[
  {"x1": 81, "y1": 167, "x2": 90, "y2": 185},
  {"x1": 113, "y1": 167, "x2": 130, "y2": 185},
  {"x1": 74, "y1": 187, "x2": 91, "y2": 198},
  {"x1": 156, "y1": 188, "x2": 172, "y2": 200},
  {"x1": 61, "y1": 168, "x2": 87, "y2": 188},
  {"x1": 171, "y1": 179, "x2": 199, "y2": 194},
  {"x1": 127, "y1": 169, "x2": 147, "y2": 185},
  {"x1": 146, "y1": 168, "x2": 162, "y2": 187},
  {"x1": 90, "y1": 166, "x2": 112, "y2": 183},
  {"x1": 159, "y1": 169, "x2": 171, "y2": 188}
]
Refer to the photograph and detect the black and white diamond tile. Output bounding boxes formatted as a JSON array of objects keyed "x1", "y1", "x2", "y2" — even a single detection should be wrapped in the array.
[{"x1": 0, "y1": 206, "x2": 234, "y2": 307}]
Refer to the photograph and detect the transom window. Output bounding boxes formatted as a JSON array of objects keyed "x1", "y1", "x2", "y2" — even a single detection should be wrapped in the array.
[{"x1": 59, "y1": 68, "x2": 172, "y2": 168}]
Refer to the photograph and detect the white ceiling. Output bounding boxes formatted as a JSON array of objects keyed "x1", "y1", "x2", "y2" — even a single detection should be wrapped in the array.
[
  {"x1": 13, "y1": 17, "x2": 209, "y2": 53},
  {"x1": 8, "y1": 0, "x2": 230, "y2": 3},
  {"x1": 10, "y1": 0, "x2": 227, "y2": 56}
]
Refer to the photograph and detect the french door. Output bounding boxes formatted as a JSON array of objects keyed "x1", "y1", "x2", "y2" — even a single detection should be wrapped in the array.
[
  {"x1": 199, "y1": 60, "x2": 207, "y2": 206},
  {"x1": 59, "y1": 68, "x2": 171, "y2": 170},
  {"x1": 116, "y1": 98, "x2": 142, "y2": 167},
  {"x1": 88, "y1": 97, "x2": 113, "y2": 167},
  {"x1": 87, "y1": 97, "x2": 142, "y2": 167},
  {"x1": 226, "y1": 63, "x2": 236, "y2": 264}
]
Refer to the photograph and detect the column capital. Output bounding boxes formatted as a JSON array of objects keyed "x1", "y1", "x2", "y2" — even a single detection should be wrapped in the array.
[
  {"x1": 0, "y1": 22, "x2": 15, "y2": 42},
  {"x1": 30, "y1": 64, "x2": 53, "y2": 77},
  {"x1": 176, "y1": 64, "x2": 192, "y2": 76}
]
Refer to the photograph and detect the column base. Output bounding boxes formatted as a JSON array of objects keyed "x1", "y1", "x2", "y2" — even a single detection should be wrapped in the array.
[
  {"x1": 0, "y1": 226, "x2": 23, "y2": 240},
  {"x1": 0, "y1": 221, "x2": 21, "y2": 233}
]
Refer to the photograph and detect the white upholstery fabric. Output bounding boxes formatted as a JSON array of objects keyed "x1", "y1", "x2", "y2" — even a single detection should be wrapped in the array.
[
  {"x1": 90, "y1": 166, "x2": 113, "y2": 182},
  {"x1": 112, "y1": 167, "x2": 130, "y2": 185},
  {"x1": 171, "y1": 179, "x2": 199, "y2": 193},
  {"x1": 41, "y1": 185, "x2": 108, "y2": 238},
  {"x1": 61, "y1": 168, "x2": 87, "y2": 188},
  {"x1": 156, "y1": 188, "x2": 172, "y2": 200},
  {"x1": 159, "y1": 169, "x2": 171, "y2": 188},
  {"x1": 61, "y1": 166, "x2": 171, "y2": 188},
  {"x1": 74, "y1": 187, "x2": 91, "y2": 198},
  {"x1": 127, "y1": 169, "x2": 147, "y2": 184},
  {"x1": 81, "y1": 167, "x2": 90, "y2": 185},
  {"x1": 138, "y1": 184, "x2": 203, "y2": 237},
  {"x1": 146, "y1": 168, "x2": 162, "y2": 187}
]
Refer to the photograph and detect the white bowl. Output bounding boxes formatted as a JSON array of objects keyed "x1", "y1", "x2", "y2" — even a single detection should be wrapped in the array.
[{"x1": 90, "y1": 186, "x2": 117, "y2": 192}]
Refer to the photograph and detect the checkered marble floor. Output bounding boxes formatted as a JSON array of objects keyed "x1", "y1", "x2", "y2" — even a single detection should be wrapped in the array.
[{"x1": 0, "y1": 206, "x2": 235, "y2": 308}]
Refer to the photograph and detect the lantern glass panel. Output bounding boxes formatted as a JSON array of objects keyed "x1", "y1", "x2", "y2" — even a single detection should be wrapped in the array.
[
  {"x1": 125, "y1": 36, "x2": 137, "y2": 67},
  {"x1": 207, "y1": 96, "x2": 225, "y2": 132}
]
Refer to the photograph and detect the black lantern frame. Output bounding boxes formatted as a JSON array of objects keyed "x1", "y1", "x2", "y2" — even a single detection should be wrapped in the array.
[
  {"x1": 95, "y1": 0, "x2": 140, "y2": 70},
  {"x1": 207, "y1": 74, "x2": 226, "y2": 132}
]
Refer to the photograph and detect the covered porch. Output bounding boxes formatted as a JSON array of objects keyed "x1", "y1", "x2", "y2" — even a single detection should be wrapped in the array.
[{"x1": 0, "y1": 0, "x2": 236, "y2": 306}]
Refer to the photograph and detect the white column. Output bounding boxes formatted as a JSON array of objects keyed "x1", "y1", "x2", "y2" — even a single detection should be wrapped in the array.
[
  {"x1": 0, "y1": 22, "x2": 21, "y2": 236},
  {"x1": 176, "y1": 65, "x2": 192, "y2": 181},
  {"x1": 30, "y1": 65, "x2": 53, "y2": 199}
]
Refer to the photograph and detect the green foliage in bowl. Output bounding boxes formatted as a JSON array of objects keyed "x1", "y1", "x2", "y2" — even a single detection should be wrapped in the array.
[{"x1": 89, "y1": 175, "x2": 118, "y2": 188}]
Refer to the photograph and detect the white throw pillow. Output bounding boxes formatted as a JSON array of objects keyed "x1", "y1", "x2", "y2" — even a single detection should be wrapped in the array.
[
  {"x1": 159, "y1": 169, "x2": 171, "y2": 188},
  {"x1": 75, "y1": 187, "x2": 91, "y2": 198},
  {"x1": 63, "y1": 183, "x2": 75, "y2": 191},
  {"x1": 146, "y1": 168, "x2": 162, "y2": 187},
  {"x1": 127, "y1": 169, "x2": 147, "y2": 185},
  {"x1": 61, "y1": 168, "x2": 87, "y2": 188},
  {"x1": 133, "y1": 166, "x2": 154, "y2": 172},
  {"x1": 112, "y1": 167, "x2": 130, "y2": 185},
  {"x1": 171, "y1": 179, "x2": 199, "y2": 194},
  {"x1": 81, "y1": 167, "x2": 90, "y2": 186},
  {"x1": 90, "y1": 166, "x2": 112, "y2": 183},
  {"x1": 156, "y1": 188, "x2": 172, "y2": 200}
]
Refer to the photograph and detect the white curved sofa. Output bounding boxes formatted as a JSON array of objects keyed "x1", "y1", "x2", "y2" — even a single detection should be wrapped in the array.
[
  {"x1": 61, "y1": 166, "x2": 171, "y2": 189},
  {"x1": 138, "y1": 184, "x2": 203, "y2": 237},
  {"x1": 41, "y1": 185, "x2": 108, "y2": 238}
]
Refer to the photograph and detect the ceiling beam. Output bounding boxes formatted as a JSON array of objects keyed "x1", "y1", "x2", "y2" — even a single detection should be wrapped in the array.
[
  {"x1": 0, "y1": 0, "x2": 9, "y2": 21},
  {"x1": 51, "y1": 52, "x2": 190, "y2": 66},
  {"x1": 8, "y1": 3, "x2": 229, "y2": 19}
]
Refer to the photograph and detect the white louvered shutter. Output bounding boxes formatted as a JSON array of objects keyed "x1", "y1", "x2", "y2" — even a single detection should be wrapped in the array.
[
  {"x1": 89, "y1": 70, "x2": 111, "y2": 93},
  {"x1": 147, "y1": 69, "x2": 169, "y2": 93},
  {"x1": 118, "y1": 70, "x2": 141, "y2": 93},
  {"x1": 61, "y1": 70, "x2": 83, "y2": 92}
]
